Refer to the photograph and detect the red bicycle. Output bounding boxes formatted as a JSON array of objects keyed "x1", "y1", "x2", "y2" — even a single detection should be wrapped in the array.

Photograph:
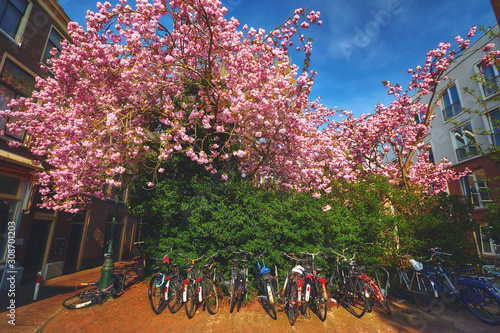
[{"x1": 355, "y1": 262, "x2": 391, "y2": 315}]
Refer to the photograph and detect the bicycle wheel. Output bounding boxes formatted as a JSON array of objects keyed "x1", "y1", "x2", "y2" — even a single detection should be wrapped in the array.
[
  {"x1": 434, "y1": 274, "x2": 454, "y2": 303},
  {"x1": 315, "y1": 296, "x2": 327, "y2": 322},
  {"x1": 185, "y1": 284, "x2": 197, "y2": 319},
  {"x1": 262, "y1": 280, "x2": 277, "y2": 319},
  {"x1": 229, "y1": 277, "x2": 237, "y2": 313},
  {"x1": 370, "y1": 282, "x2": 391, "y2": 315},
  {"x1": 344, "y1": 277, "x2": 368, "y2": 318},
  {"x1": 362, "y1": 281, "x2": 373, "y2": 313},
  {"x1": 148, "y1": 275, "x2": 166, "y2": 314},
  {"x1": 412, "y1": 274, "x2": 436, "y2": 312},
  {"x1": 287, "y1": 281, "x2": 299, "y2": 326},
  {"x1": 314, "y1": 280, "x2": 328, "y2": 321},
  {"x1": 374, "y1": 266, "x2": 390, "y2": 299},
  {"x1": 168, "y1": 277, "x2": 184, "y2": 313},
  {"x1": 62, "y1": 288, "x2": 98, "y2": 309},
  {"x1": 237, "y1": 279, "x2": 244, "y2": 312},
  {"x1": 298, "y1": 282, "x2": 306, "y2": 315},
  {"x1": 203, "y1": 279, "x2": 219, "y2": 315},
  {"x1": 462, "y1": 285, "x2": 500, "y2": 325}
]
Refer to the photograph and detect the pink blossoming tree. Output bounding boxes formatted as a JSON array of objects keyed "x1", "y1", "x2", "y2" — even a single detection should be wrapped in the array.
[{"x1": 0, "y1": 0, "x2": 481, "y2": 211}]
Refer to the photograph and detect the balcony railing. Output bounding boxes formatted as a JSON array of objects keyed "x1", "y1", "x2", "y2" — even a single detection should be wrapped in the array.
[
  {"x1": 443, "y1": 101, "x2": 462, "y2": 119},
  {"x1": 456, "y1": 144, "x2": 478, "y2": 161}
]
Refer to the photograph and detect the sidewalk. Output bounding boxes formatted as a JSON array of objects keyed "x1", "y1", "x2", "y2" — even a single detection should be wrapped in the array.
[
  {"x1": 0, "y1": 261, "x2": 496, "y2": 332},
  {"x1": 0, "y1": 260, "x2": 137, "y2": 332}
]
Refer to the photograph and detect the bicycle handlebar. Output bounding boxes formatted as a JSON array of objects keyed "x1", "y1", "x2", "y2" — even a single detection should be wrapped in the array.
[
  {"x1": 257, "y1": 250, "x2": 267, "y2": 259},
  {"x1": 230, "y1": 249, "x2": 253, "y2": 256},
  {"x1": 205, "y1": 252, "x2": 220, "y2": 261},
  {"x1": 282, "y1": 252, "x2": 307, "y2": 262},
  {"x1": 328, "y1": 248, "x2": 355, "y2": 262},
  {"x1": 300, "y1": 251, "x2": 323, "y2": 256}
]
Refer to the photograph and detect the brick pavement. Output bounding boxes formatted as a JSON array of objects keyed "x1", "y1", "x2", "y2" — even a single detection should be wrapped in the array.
[{"x1": 0, "y1": 262, "x2": 497, "y2": 332}]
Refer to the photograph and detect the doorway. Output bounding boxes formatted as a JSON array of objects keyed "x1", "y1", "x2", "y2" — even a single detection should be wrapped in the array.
[{"x1": 22, "y1": 219, "x2": 52, "y2": 283}]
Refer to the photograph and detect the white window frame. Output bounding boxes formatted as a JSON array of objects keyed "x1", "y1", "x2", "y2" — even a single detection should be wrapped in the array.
[
  {"x1": 477, "y1": 60, "x2": 500, "y2": 99},
  {"x1": 486, "y1": 109, "x2": 500, "y2": 146},
  {"x1": 452, "y1": 123, "x2": 478, "y2": 161},
  {"x1": 460, "y1": 169, "x2": 491, "y2": 209},
  {"x1": 441, "y1": 83, "x2": 462, "y2": 120},
  {"x1": 479, "y1": 226, "x2": 496, "y2": 256}
]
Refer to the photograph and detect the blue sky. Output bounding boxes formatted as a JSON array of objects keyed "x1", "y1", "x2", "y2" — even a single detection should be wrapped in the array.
[{"x1": 60, "y1": 0, "x2": 497, "y2": 117}]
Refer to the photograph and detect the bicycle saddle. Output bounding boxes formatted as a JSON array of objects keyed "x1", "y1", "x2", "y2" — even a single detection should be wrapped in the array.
[
  {"x1": 239, "y1": 259, "x2": 249, "y2": 264},
  {"x1": 315, "y1": 267, "x2": 324, "y2": 273},
  {"x1": 186, "y1": 264, "x2": 195, "y2": 270},
  {"x1": 170, "y1": 263, "x2": 179, "y2": 268},
  {"x1": 201, "y1": 263, "x2": 211, "y2": 270}
]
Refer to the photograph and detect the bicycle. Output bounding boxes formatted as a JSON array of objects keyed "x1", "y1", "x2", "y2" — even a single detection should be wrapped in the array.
[
  {"x1": 326, "y1": 248, "x2": 368, "y2": 318},
  {"x1": 389, "y1": 254, "x2": 437, "y2": 312},
  {"x1": 300, "y1": 251, "x2": 328, "y2": 321},
  {"x1": 148, "y1": 248, "x2": 184, "y2": 314},
  {"x1": 182, "y1": 254, "x2": 218, "y2": 318},
  {"x1": 62, "y1": 273, "x2": 126, "y2": 309},
  {"x1": 424, "y1": 248, "x2": 500, "y2": 325},
  {"x1": 483, "y1": 243, "x2": 500, "y2": 291},
  {"x1": 206, "y1": 251, "x2": 230, "y2": 299},
  {"x1": 132, "y1": 241, "x2": 147, "y2": 279},
  {"x1": 255, "y1": 250, "x2": 278, "y2": 319},
  {"x1": 228, "y1": 249, "x2": 252, "y2": 313},
  {"x1": 281, "y1": 252, "x2": 306, "y2": 326}
]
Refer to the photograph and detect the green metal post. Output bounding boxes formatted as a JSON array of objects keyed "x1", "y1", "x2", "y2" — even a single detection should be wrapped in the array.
[{"x1": 98, "y1": 189, "x2": 120, "y2": 291}]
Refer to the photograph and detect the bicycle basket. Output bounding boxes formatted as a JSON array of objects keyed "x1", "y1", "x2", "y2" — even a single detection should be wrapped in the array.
[{"x1": 409, "y1": 259, "x2": 423, "y2": 271}]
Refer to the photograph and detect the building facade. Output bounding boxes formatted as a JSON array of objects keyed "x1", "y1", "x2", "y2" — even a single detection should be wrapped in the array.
[
  {"x1": 0, "y1": 0, "x2": 137, "y2": 287},
  {"x1": 420, "y1": 25, "x2": 500, "y2": 260}
]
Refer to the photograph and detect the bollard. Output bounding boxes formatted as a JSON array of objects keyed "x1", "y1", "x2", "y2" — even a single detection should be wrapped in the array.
[{"x1": 33, "y1": 271, "x2": 42, "y2": 300}]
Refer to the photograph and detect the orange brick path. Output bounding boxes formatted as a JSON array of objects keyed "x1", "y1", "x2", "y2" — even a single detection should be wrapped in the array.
[{"x1": 0, "y1": 261, "x2": 495, "y2": 332}]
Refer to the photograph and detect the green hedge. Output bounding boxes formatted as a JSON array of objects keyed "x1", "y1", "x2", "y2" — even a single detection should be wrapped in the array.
[{"x1": 128, "y1": 160, "x2": 477, "y2": 283}]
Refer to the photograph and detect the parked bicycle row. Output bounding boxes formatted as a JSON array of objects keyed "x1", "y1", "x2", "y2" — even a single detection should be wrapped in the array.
[
  {"x1": 144, "y1": 247, "x2": 391, "y2": 325},
  {"x1": 387, "y1": 247, "x2": 500, "y2": 325},
  {"x1": 62, "y1": 242, "x2": 500, "y2": 327}
]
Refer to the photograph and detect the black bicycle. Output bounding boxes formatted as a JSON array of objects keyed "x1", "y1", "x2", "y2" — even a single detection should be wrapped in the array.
[
  {"x1": 229, "y1": 249, "x2": 252, "y2": 313},
  {"x1": 300, "y1": 251, "x2": 328, "y2": 321},
  {"x1": 62, "y1": 273, "x2": 126, "y2": 309},
  {"x1": 255, "y1": 250, "x2": 278, "y2": 319},
  {"x1": 326, "y1": 248, "x2": 369, "y2": 318}
]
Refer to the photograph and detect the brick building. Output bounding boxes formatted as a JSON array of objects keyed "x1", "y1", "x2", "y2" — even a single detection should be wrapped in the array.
[
  {"x1": 417, "y1": 24, "x2": 500, "y2": 260},
  {"x1": 0, "y1": 0, "x2": 137, "y2": 287}
]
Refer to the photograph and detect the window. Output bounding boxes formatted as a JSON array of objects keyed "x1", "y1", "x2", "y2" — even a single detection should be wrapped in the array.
[
  {"x1": 489, "y1": 110, "x2": 500, "y2": 146},
  {"x1": 0, "y1": 172, "x2": 23, "y2": 262},
  {"x1": 460, "y1": 169, "x2": 491, "y2": 209},
  {"x1": 42, "y1": 28, "x2": 63, "y2": 67},
  {"x1": 479, "y1": 226, "x2": 495, "y2": 256},
  {"x1": 0, "y1": 57, "x2": 35, "y2": 142},
  {"x1": 442, "y1": 84, "x2": 462, "y2": 119},
  {"x1": 453, "y1": 123, "x2": 477, "y2": 161},
  {"x1": 481, "y1": 64, "x2": 500, "y2": 97},
  {"x1": 0, "y1": 0, "x2": 28, "y2": 40}
]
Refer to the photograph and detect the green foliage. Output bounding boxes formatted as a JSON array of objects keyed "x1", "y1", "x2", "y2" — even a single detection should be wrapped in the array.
[{"x1": 128, "y1": 160, "x2": 478, "y2": 285}]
